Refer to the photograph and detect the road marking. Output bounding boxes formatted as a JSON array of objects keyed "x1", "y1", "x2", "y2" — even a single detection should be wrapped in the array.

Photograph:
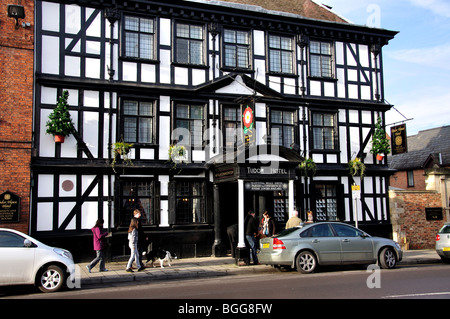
[{"x1": 384, "y1": 292, "x2": 450, "y2": 298}]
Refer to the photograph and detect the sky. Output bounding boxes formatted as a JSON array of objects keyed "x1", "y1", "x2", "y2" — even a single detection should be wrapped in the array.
[{"x1": 322, "y1": 0, "x2": 450, "y2": 136}]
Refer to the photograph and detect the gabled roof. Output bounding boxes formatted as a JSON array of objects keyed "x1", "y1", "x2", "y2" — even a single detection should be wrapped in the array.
[
  {"x1": 195, "y1": 73, "x2": 284, "y2": 99},
  {"x1": 389, "y1": 125, "x2": 450, "y2": 170}
]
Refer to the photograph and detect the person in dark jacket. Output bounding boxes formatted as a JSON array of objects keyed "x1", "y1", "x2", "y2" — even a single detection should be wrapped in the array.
[{"x1": 245, "y1": 210, "x2": 259, "y2": 265}]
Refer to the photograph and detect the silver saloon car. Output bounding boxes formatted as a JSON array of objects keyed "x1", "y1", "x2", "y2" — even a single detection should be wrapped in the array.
[
  {"x1": 436, "y1": 223, "x2": 450, "y2": 263},
  {"x1": 258, "y1": 222, "x2": 402, "y2": 273}
]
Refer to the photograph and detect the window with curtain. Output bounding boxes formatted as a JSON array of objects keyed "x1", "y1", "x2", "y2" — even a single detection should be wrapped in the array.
[{"x1": 175, "y1": 181, "x2": 205, "y2": 224}]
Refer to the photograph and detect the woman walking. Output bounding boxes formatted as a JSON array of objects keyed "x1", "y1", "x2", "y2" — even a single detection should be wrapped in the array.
[
  {"x1": 126, "y1": 217, "x2": 144, "y2": 272},
  {"x1": 86, "y1": 219, "x2": 109, "y2": 273}
]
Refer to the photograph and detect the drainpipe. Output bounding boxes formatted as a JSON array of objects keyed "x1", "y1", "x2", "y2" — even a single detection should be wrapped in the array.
[{"x1": 105, "y1": 7, "x2": 120, "y2": 259}]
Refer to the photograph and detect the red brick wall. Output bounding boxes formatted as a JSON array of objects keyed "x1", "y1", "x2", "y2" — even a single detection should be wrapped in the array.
[
  {"x1": 390, "y1": 169, "x2": 427, "y2": 190},
  {"x1": 390, "y1": 190, "x2": 444, "y2": 249},
  {"x1": 0, "y1": 0, "x2": 34, "y2": 234}
]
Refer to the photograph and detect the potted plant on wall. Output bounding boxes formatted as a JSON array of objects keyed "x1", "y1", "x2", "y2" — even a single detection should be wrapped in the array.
[
  {"x1": 370, "y1": 117, "x2": 391, "y2": 161},
  {"x1": 45, "y1": 90, "x2": 75, "y2": 143},
  {"x1": 111, "y1": 139, "x2": 133, "y2": 173},
  {"x1": 299, "y1": 158, "x2": 317, "y2": 177},
  {"x1": 348, "y1": 157, "x2": 366, "y2": 178}
]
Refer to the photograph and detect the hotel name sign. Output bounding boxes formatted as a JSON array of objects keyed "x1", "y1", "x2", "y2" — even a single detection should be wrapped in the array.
[
  {"x1": 0, "y1": 191, "x2": 21, "y2": 223},
  {"x1": 214, "y1": 165, "x2": 292, "y2": 183}
]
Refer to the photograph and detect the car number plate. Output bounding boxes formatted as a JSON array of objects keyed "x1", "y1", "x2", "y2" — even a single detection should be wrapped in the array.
[
  {"x1": 262, "y1": 243, "x2": 270, "y2": 249},
  {"x1": 443, "y1": 247, "x2": 450, "y2": 251}
]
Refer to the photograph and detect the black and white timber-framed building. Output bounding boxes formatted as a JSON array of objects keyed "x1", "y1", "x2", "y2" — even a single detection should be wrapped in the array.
[{"x1": 31, "y1": 0, "x2": 398, "y2": 260}]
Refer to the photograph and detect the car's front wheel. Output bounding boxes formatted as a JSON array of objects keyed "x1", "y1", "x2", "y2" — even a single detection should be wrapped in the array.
[
  {"x1": 37, "y1": 265, "x2": 66, "y2": 293},
  {"x1": 296, "y1": 251, "x2": 317, "y2": 274},
  {"x1": 379, "y1": 247, "x2": 397, "y2": 269}
]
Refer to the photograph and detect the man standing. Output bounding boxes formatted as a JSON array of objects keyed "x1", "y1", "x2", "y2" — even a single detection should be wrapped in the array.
[
  {"x1": 285, "y1": 210, "x2": 302, "y2": 229},
  {"x1": 245, "y1": 210, "x2": 259, "y2": 265}
]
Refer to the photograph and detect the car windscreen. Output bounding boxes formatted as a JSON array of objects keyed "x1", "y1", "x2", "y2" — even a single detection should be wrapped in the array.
[{"x1": 439, "y1": 225, "x2": 450, "y2": 234}]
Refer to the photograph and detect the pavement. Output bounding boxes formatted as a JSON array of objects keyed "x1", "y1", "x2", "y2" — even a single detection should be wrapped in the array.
[{"x1": 77, "y1": 249, "x2": 443, "y2": 287}]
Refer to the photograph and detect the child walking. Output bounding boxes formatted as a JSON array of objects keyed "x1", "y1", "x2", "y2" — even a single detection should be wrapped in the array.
[{"x1": 126, "y1": 217, "x2": 144, "y2": 272}]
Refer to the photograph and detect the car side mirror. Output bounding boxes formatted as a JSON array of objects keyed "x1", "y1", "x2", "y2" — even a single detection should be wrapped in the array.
[{"x1": 24, "y1": 239, "x2": 33, "y2": 247}]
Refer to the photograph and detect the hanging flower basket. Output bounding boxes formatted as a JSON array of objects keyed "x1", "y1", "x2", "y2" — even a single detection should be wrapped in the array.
[
  {"x1": 111, "y1": 140, "x2": 133, "y2": 173},
  {"x1": 299, "y1": 158, "x2": 317, "y2": 177},
  {"x1": 348, "y1": 157, "x2": 366, "y2": 178}
]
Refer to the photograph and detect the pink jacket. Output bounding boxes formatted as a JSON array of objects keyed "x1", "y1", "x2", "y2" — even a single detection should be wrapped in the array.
[{"x1": 92, "y1": 226, "x2": 108, "y2": 251}]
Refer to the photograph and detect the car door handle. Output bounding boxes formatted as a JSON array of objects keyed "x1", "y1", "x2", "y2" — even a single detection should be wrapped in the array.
[
  {"x1": 312, "y1": 239, "x2": 320, "y2": 243},
  {"x1": 342, "y1": 239, "x2": 350, "y2": 243}
]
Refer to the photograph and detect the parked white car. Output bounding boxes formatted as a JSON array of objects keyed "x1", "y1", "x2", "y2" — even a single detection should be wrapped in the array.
[
  {"x1": 0, "y1": 228, "x2": 75, "y2": 292},
  {"x1": 436, "y1": 223, "x2": 450, "y2": 263}
]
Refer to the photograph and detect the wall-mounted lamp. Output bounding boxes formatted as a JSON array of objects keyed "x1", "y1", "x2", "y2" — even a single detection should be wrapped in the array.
[{"x1": 7, "y1": 4, "x2": 25, "y2": 26}]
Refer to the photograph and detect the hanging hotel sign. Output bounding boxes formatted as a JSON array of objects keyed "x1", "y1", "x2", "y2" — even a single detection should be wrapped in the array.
[
  {"x1": 242, "y1": 102, "x2": 255, "y2": 146},
  {"x1": 0, "y1": 191, "x2": 21, "y2": 223},
  {"x1": 391, "y1": 124, "x2": 408, "y2": 155}
]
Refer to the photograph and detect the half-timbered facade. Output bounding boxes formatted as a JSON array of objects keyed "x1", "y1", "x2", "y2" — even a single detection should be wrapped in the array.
[{"x1": 31, "y1": 0, "x2": 397, "y2": 259}]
